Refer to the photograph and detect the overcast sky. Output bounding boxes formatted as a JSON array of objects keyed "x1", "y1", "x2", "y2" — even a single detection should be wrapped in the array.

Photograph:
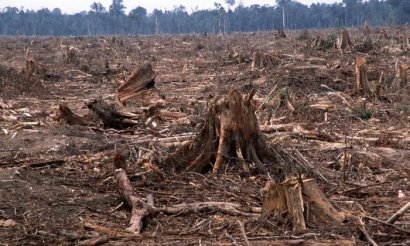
[{"x1": 0, "y1": 0, "x2": 341, "y2": 14}]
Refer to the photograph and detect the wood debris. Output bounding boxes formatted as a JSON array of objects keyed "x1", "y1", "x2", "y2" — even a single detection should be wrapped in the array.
[{"x1": 117, "y1": 63, "x2": 156, "y2": 105}]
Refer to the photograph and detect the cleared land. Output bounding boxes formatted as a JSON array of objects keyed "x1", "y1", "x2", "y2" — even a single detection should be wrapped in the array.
[{"x1": 0, "y1": 28, "x2": 409, "y2": 245}]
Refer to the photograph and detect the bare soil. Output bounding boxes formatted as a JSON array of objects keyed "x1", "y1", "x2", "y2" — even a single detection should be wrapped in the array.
[{"x1": 0, "y1": 29, "x2": 409, "y2": 245}]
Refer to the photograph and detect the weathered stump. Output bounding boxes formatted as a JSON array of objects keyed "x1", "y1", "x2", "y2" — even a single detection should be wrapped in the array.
[
  {"x1": 163, "y1": 89, "x2": 301, "y2": 178},
  {"x1": 354, "y1": 56, "x2": 370, "y2": 96},
  {"x1": 262, "y1": 177, "x2": 345, "y2": 234},
  {"x1": 251, "y1": 52, "x2": 280, "y2": 70},
  {"x1": 337, "y1": 29, "x2": 353, "y2": 50},
  {"x1": 117, "y1": 63, "x2": 156, "y2": 105}
]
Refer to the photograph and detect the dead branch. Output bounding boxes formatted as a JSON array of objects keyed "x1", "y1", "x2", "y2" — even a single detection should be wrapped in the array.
[
  {"x1": 364, "y1": 216, "x2": 410, "y2": 235},
  {"x1": 358, "y1": 217, "x2": 378, "y2": 246},
  {"x1": 113, "y1": 151, "x2": 260, "y2": 233},
  {"x1": 22, "y1": 159, "x2": 65, "y2": 169},
  {"x1": 386, "y1": 201, "x2": 410, "y2": 225},
  {"x1": 83, "y1": 222, "x2": 136, "y2": 238},
  {"x1": 77, "y1": 235, "x2": 109, "y2": 246},
  {"x1": 238, "y1": 221, "x2": 251, "y2": 246},
  {"x1": 114, "y1": 168, "x2": 149, "y2": 234}
]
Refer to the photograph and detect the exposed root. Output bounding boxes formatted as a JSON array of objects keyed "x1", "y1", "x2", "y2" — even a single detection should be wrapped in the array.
[{"x1": 162, "y1": 89, "x2": 321, "y2": 180}]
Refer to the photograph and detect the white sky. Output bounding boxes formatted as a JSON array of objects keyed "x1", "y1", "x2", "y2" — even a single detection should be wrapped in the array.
[{"x1": 0, "y1": 0, "x2": 341, "y2": 14}]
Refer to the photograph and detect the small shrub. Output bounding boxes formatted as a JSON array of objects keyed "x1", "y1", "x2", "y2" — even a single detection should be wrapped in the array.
[{"x1": 353, "y1": 107, "x2": 375, "y2": 120}]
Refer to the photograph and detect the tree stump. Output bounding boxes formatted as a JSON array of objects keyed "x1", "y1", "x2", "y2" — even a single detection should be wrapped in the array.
[
  {"x1": 400, "y1": 33, "x2": 408, "y2": 52},
  {"x1": 354, "y1": 56, "x2": 370, "y2": 96},
  {"x1": 117, "y1": 63, "x2": 156, "y2": 105},
  {"x1": 251, "y1": 52, "x2": 280, "y2": 70},
  {"x1": 337, "y1": 29, "x2": 353, "y2": 50},
  {"x1": 262, "y1": 177, "x2": 345, "y2": 233},
  {"x1": 278, "y1": 28, "x2": 286, "y2": 38},
  {"x1": 262, "y1": 87, "x2": 294, "y2": 124},
  {"x1": 162, "y1": 89, "x2": 304, "y2": 178},
  {"x1": 363, "y1": 21, "x2": 371, "y2": 37},
  {"x1": 390, "y1": 61, "x2": 409, "y2": 92}
]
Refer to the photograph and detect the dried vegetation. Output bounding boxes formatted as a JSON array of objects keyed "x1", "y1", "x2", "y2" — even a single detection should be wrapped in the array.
[{"x1": 0, "y1": 26, "x2": 409, "y2": 245}]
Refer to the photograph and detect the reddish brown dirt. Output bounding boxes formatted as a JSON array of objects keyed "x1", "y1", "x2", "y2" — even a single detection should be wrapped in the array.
[{"x1": 0, "y1": 29, "x2": 409, "y2": 245}]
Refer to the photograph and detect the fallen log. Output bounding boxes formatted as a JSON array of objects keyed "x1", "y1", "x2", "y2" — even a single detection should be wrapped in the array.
[{"x1": 54, "y1": 100, "x2": 140, "y2": 129}]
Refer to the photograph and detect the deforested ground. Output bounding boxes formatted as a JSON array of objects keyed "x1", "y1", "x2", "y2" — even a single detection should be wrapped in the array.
[{"x1": 0, "y1": 28, "x2": 409, "y2": 245}]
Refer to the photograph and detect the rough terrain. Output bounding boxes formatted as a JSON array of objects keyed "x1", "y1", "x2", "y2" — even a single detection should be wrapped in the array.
[{"x1": 0, "y1": 29, "x2": 409, "y2": 245}]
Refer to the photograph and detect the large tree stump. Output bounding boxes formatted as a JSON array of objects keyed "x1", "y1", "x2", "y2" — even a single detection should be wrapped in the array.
[
  {"x1": 162, "y1": 89, "x2": 306, "y2": 178},
  {"x1": 400, "y1": 32, "x2": 408, "y2": 52}
]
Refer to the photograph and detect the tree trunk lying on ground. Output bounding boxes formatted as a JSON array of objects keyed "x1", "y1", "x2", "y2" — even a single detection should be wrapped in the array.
[
  {"x1": 87, "y1": 99, "x2": 139, "y2": 129},
  {"x1": 54, "y1": 99, "x2": 139, "y2": 129}
]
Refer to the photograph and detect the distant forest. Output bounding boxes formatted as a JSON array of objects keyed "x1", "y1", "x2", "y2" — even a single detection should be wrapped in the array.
[{"x1": 0, "y1": 0, "x2": 409, "y2": 36}]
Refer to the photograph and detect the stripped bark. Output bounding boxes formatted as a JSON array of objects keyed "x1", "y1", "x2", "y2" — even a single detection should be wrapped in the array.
[
  {"x1": 354, "y1": 56, "x2": 370, "y2": 96},
  {"x1": 117, "y1": 63, "x2": 156, "y2": 105},
  {"x1": 262, "y1": 177, "x2": 345, "y2": 233}
]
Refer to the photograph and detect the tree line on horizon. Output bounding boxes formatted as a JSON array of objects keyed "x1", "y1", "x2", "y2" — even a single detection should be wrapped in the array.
[{"x1": 0, "y1": 0, "x2": 409, "y2": 36}]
